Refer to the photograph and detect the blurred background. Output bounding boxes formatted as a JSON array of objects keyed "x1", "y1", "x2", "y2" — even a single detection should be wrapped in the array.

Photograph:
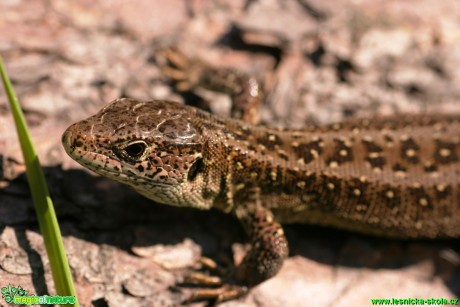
[{"x1": 0, "y1": 1, "x2": 459, "y2": 306}]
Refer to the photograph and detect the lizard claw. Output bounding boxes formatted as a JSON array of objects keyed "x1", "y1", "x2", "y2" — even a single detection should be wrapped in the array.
[
  {"x1": 182, "y1": 284, "x2": 248, "y2": 304},
  {"x1": 155, "y1": 47, "x2": 205, "y2": 92},
  {"x1": 178, "y1": 256, "x2": 248, "y2": 304},
  {"x1": 183, "y1": 271, "x2": 222, "y2": 286}
]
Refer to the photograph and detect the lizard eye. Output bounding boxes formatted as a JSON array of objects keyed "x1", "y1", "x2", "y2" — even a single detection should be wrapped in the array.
[{"x1": 123, "y1": 141, "x2": 147, "y2": 158}]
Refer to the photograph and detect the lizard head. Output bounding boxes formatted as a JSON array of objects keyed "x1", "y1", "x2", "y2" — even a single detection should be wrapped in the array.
[{"x1": 62, "y1": 98, "x2": 217, "y2": 208}]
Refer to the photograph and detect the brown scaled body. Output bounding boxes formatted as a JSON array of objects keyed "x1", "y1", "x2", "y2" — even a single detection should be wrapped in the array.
[{"x1": 62, "y1": 49, "x2": 460, "y2": 303}]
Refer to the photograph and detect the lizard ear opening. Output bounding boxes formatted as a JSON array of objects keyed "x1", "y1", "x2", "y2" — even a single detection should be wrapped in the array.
[{"x1": 187, "y1": 158, "x2": 204, "y2": 181}]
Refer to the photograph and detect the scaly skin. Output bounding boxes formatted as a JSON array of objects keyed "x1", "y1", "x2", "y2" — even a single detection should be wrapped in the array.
[
  {"x1": 62, "y1": 50, "x2": 460, "y2": 302},
  {"x1": 62, "y1": 98, "x2": 460, "y2": 296}
]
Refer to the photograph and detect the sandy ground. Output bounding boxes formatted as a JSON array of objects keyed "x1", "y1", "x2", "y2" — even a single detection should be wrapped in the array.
[{"x1": 0, "y1": 0, "x2": 459, "y2": 306}]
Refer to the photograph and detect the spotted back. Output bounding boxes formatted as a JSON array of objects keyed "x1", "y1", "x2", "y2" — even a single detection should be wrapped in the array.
[{"x1": 220, "y1": 115, "x2": 460, "y2": 238}]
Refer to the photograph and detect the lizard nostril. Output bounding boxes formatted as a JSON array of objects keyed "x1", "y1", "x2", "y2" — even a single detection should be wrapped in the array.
[
  {"x1": 75, "y1": 139, "x2": 84, "y2": 147},
  {"x1": 62, "y1": 130, "x2": 84, "y2": 151}
]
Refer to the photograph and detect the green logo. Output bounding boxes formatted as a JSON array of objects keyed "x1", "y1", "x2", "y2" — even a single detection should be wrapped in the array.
[
  {"x1": 1, "y1": 284, "x2": 75, "y2": 305},
  {"x1": 1, "y1": 284, "x2": 29, "y2": 303}
]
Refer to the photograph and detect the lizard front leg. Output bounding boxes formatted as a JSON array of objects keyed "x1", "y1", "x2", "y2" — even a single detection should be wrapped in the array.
[
  {"x1": 183, "y1": 189, "x2": 288, "y2": 303},
  {"x1": 234, "y1": 189, "x2": 289, "y2": 286}
]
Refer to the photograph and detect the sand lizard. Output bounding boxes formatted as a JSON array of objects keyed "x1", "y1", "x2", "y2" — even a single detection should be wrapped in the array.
[{"x1": 62, "y1": 51, "x2": 460, "y2": 303}]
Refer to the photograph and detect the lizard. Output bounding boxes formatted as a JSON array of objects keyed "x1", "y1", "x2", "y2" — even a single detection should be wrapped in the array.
[{"x1": 61, "y1": 49, "x2": 460, "y2": 303}]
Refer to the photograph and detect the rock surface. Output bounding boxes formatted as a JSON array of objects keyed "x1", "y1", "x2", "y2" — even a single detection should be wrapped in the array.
[{"x1": 0, "y1": 0, "x2": 459, "y2": 306}]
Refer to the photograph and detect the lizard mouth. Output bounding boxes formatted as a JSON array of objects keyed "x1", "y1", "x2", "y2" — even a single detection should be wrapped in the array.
[{"x1": 62, "y1": 129, "x2": 123, "y2": 176}]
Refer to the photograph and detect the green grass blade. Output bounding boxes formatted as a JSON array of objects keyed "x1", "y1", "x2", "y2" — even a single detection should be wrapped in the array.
[{"x1": 0, "y1": 56, "x2": 79, "y2": 307}]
